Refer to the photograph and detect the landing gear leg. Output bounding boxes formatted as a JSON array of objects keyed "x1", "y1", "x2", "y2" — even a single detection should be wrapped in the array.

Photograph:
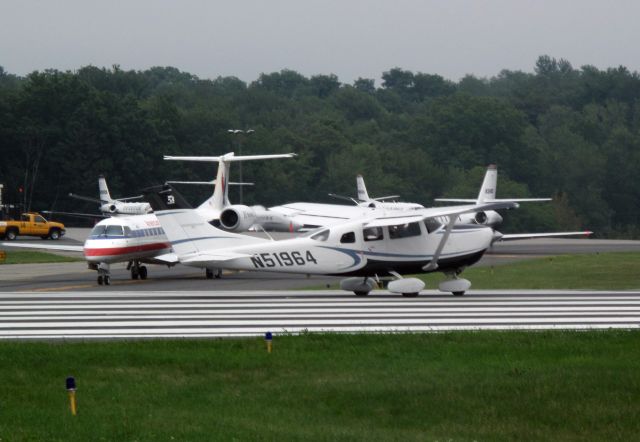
[
  {"x1": 206, "y1": 268, "x2": 223, "y2": 279},
  {"x1": 129, "y1": 260, "x2": 140, "y2": 280},
  {"x1": 97, "y1": 262, "x2": 111, "y2": 286}
]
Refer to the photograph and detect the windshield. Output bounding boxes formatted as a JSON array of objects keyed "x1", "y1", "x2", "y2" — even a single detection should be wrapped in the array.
[
  {"x1": 105, "y1": 225, "x2": 124, "y2": 236},
  {"x1": 90, "y1": 225, "x2": 107, "y2": 237}
]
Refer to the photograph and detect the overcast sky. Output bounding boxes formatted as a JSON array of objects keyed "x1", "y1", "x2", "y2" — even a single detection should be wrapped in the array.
[{"x1": 2, "y1": 0, "x2": 639, "y2": 84}]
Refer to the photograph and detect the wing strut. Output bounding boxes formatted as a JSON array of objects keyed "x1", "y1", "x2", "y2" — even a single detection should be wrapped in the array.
[{"x1": 423, "y1": 214, "x2": 457, "y2": 271}]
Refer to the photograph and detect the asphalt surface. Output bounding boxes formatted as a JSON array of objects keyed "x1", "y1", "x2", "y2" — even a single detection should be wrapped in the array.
[
  {"x1": 1, "y1": 290, "x2": 638, "y2": 339},
  {"x1": 1, "y1": 230, "x2": 640, "y2": 292}
]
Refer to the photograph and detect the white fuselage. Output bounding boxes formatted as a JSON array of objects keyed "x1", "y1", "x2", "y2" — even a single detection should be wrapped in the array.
[
  {"x1": 83, "y1": 214, "x2": 170, "y2": 264},
  {"x1": 162, "y1": 212, "x2": 494, "y2": 277}
]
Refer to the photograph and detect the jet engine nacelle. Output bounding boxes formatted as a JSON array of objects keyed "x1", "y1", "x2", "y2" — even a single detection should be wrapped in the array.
[
  {"x1": 219, "y1": 205, "x2": 257, "y2": 232},
  {"x1": 100, "y1": 203, "x2": 119, "y2": 214},
  {"x1": 459, "y1": 210, "x2": 503, "y2": 227}
]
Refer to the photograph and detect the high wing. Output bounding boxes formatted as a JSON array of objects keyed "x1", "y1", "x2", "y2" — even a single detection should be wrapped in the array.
[
  {"x1": 364, "y1": 201, "x2": 520, "y2": 228},
  {"x1": 0, "y1": 242, "x2": 84, "y2": 253},
  {"x1": 435, "y1": 198, "x2": 551, "y2": 203},
  {"x1": 495, "y1": 231, "x2": 593, "y2": 241}
]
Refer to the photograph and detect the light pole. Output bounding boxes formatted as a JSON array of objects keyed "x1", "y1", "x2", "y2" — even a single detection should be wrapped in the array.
[{"x1": 228, "y1": 129, "x2": 254, "y2": 204}]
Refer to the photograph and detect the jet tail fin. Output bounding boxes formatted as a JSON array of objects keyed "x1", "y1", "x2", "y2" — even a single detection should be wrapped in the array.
[
  {"x1": 356, "y1": 174, "x2": 370, "y2": 202},
  {"x1": 98, "y1": 175, "x2": 113, "y2": 203},
  {"x1": 477, "y1": 164, "x2": 498, "y2": 203}
]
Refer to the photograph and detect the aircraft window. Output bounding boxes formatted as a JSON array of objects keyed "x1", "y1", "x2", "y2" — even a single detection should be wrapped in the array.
[
  {"x1": 123, "y1": 226, "x2": 132, "y2": 237},
  {"x1": 105, "y1": 225, "x2": 124, "y2": 236},
  {"x1": 423, "y1": 219, "x2": 442, "y2": 234},
  {"x1": 90, "y1": 225, "x2": 107, "y2": 237},
  {"x1": 363, "y1": 227, "x2": 383, "y2": 242},
  {"x1": 389, "y1": 222, "x2": 422, "y2": 239},
  {"x1": 340, "y1": 232, "x2": 356, "y2": 244},
  {"x1": 35, "y1": 215, "x2": 46, "y2": 223},
  {"x1": 311, "y1": 229, "x2": 330, "y2": 241}
]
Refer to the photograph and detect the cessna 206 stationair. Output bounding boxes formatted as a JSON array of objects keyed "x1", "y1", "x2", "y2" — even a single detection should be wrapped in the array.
[{"x1": 146, "y1": 184, "x2": 522, "y2": 296}]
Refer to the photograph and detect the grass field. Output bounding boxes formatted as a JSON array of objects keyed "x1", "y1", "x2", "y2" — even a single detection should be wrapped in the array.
[
  {"x1": 1, "y1": 332, "x2": 639, "y2": 441},
  {"x1": 0, "y1": 250, "x2": 81, "y2": 265},
  {"x1": 314, "y1": 252, "x2": 640, "y2": 291},
  {"x1": 424, "y1": 252, "x2": 640, "y2": 290}
]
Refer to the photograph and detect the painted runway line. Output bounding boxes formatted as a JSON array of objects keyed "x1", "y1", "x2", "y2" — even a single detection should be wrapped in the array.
[{"x1": 0, "y1": 290, "x2": 639, "y2": 339}]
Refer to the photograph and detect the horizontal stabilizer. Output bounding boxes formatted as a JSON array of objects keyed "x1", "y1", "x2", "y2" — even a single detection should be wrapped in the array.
[
  {"x1": 181, "y1": 251, "x2": 252, "y2": 265},
  {"x1": 166, "y1": 180, "x2": 254, "y2": 186},
  {"x1": 164, "y1": 153, "x2": 295, "y2": 162}
]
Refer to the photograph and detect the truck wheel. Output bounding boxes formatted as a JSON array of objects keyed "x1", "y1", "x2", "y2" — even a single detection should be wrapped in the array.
[
  {"x1": 49, "y1": 229, "x2": 61, "y2": 240},
  {"x1": 5, "y1": 229, "x2": 18, "y2": 241}
]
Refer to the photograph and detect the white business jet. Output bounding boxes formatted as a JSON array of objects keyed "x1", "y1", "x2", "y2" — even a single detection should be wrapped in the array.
[
  {"x1": 165, "y1": 152, "x2": 303, "y2": 232},
  {"x1": 146, "y1": 184, "x2": 521, "y2": 296},
  {"x1": 68, "y1": 175, "x2": 153, "y2": 216},
  {"x1": 435, "y1": 164, "x2": 551, "y2": 226}
]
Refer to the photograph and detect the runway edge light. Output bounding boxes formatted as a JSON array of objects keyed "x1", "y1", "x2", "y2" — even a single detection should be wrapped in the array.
[
  {"x1": 66, "y1": 376, "x2": 77, "y2": 416},
  {"x1": 265, "y1": 331, "x2": 273, "y2": 353}
]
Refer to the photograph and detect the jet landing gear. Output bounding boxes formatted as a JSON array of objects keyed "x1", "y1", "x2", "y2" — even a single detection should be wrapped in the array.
[
  {"x1": 127, "y1": 261, "x2": 148, "y2": 280},
  {"x1": 205, "y1": 268, "x2": 222, "y2": 279},
  {"x1": 96, "y1": 263, "x2": 111, "y2": 286}
]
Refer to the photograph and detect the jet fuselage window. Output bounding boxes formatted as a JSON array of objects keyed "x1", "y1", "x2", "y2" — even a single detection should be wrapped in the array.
[
  {"x1": 123, "y1": 226, "x2": 132, "y2": 237},
  {"x1": 90, "y1": 225, "x2": 107, "y2": 237},
  {"x1": 311, "y1": 229, "x2": 330, "y2": 242},
  {"x1": 105, "y1": 225, "x2": 124, "y2": 237},
  {"x1": 423, "y1": 219, "x2": 443, "y2": 234},
  {"x1": 363, "y1": 227, "x2": 383, "y2": 242},
  {"x1": 389, "y1": 222, "x2": 422, "y2": 239},
  {"x1": 340, "y1": 232, "x2": 356, "y2": 243}
]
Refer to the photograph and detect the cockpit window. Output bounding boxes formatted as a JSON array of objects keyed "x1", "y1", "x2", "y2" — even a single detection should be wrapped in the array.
[
  {"x1": 90, "y1": 225, "x2": 107, "y2": 237},
  {"x1": 423, "y1": 219, "x2": 442, "y2": 234},
  {"x1": 340, "y1": 232, "x2": 356, "y2": 243},
  {"x1": 311, "y1": 229, "x2": 330, "y2": 242},
  {"x1": 389, "y1": 222, "x2": 422, "y2": 239},
  {"x1": 123, "y1": 226, "x2": 133, "y2": 237},
  {"x1": 363, "y1": 226, "x2": 383, "y2": 242},
  {"x1": 105, "y1": 225, "x2": 124, "y2": 236}
]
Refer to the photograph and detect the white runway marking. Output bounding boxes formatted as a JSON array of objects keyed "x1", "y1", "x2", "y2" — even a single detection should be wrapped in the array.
[{"x1": 0, "y1": 290, "x2": 638, "y2": 339}]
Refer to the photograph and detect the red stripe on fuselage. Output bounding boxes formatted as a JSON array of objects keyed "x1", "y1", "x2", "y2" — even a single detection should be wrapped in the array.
[{"x1": 84, "y1": 242, "x2": 171, "y2": 257}]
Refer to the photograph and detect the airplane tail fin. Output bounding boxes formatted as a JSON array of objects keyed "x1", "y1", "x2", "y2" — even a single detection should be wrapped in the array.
[
  {"x1": 98, "y1": 175, "x2": 113, "y2": 203},
  {"x1": 356, "y1": 174, "x2": 370, "y2": 202},
  {"x1": 477, "y1": 164, "x2": 497, "y2": 203},
  {"x1": 145, "y1": 184, "x2": 264, "y2": 258}
]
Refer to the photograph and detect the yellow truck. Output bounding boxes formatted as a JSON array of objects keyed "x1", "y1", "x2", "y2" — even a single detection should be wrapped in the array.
[{"x1": 0, "y1": 213, "x2": 66, "y2": 240}]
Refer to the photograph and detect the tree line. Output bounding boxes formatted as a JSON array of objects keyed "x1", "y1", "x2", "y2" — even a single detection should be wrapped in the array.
[{"x1": 1, "y1": 55, "x2": 639, "y2": 236}]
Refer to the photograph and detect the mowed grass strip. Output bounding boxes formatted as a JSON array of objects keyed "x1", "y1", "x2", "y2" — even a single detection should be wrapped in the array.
[
  {"x1": 422, "y1": 252, "x2": 640, "y2": 290},
  {"x1": 1, "y1": 332, "x2": 639, "y2": 441},
  {"x1": 0, "y1": 250, "x2": 81, "y2": 265}
]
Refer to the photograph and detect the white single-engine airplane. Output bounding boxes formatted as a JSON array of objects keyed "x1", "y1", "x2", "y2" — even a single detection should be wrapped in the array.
[{"x1": 145, "y1": 184, "x2": 553, "y2": 297}]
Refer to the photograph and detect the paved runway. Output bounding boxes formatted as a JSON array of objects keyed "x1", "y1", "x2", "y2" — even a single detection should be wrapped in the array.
[{"x1": 1, "y1": 290, "x2": 638, "y2": 340}]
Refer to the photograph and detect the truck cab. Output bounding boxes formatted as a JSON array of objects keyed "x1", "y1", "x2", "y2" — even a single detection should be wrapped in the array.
[{"x1": 0, "y1": 212, "x2": 66, "y2": 240}]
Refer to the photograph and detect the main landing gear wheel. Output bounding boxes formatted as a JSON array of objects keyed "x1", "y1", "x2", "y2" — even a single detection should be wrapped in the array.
[
  {"x1": 97, "y1": 275, "x2": 111, "y2": 285},
  {"x1": 453, "y1": 291, "x2": 465, "y2": 296},
  {"x1": 206, "y1": 269, "x2": 214, "y2": 279},
  {"x1": 131, "y1": 266, "x2": 139, "y2": 280},
  {"x1": 139, "y1": 266, "x2": 148, "y2": 280},
  {"x1": 97, "y1": 275, "x2": 103, "y2": 285},
  {"x1": 354, "y1": 291, "x2": 370, "y2": 296},
  {"x1": 402, "y1": 292, "x2": 419, "y2": 297}
]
